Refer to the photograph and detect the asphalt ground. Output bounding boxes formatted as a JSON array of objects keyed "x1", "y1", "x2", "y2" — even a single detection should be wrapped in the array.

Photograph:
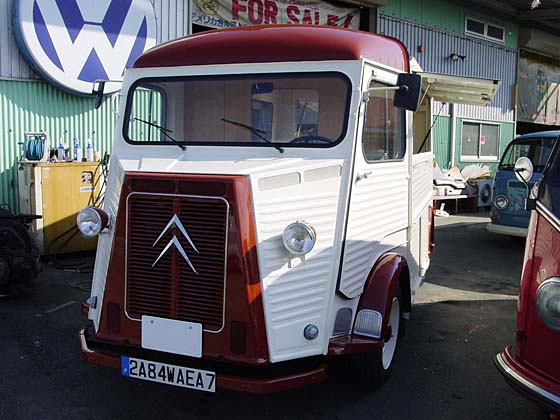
[{"x1": 0, "y1": 213, "x2": 544, "y2": 419}]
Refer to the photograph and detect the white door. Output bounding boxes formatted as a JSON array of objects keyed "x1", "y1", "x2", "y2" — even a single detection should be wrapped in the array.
[{"x1": 338, "y1": 68, "x2": 410, "y2": 299}]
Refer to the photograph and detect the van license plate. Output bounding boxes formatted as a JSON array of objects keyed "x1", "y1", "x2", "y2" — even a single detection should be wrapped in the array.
[{"x1": 121, "y1": 356, "x2": 216, "y2": 393}]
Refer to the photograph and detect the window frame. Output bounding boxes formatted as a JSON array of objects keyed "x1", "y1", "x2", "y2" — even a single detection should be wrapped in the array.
[
  {"x1": 122, "y1": 71, "x2": 352, "y2": 149},
  {"x1": 465, "y1": 17, "x2": 505, "y2": 44},
  {"x1": 460, "y1": 119, "x2": 501, "y2": 162},
  {"x1": 361, "y1": 78, "x2": 407, "y2": 164}
]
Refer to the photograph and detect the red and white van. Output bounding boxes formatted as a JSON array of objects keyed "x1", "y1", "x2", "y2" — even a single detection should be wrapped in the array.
[
  {"x1": 495, "y1": 140, "x2": 560, "y2": 414},
  {"x1": 77, "y1": 25, "x2": 434, "y2": 394}
]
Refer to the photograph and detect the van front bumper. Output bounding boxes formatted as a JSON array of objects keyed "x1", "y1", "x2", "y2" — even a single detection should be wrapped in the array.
[
  {"x1": 495, "y1": 347, "x2": 560, "y2": 414},
  {"x1": 486, "y1": 223, "x2": 527, "y2": 237},
  {"x1": 80, "y1": 327, "x2": 326, "y2": 394}
]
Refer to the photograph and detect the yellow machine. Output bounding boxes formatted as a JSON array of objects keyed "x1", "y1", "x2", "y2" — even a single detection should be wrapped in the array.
[{"x1": 18, "y1": 161, "x2": 105, "y2": 255}]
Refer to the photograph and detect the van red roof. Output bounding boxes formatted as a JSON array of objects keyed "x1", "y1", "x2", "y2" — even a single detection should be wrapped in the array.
[{"x1": 133, "y1": 25, "x2": 409, "y2": 71}]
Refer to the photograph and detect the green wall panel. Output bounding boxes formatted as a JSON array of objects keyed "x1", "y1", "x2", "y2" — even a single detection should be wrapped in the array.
[
  {"x1": 0, "y1": 79, "x2": 117, "y2": 212},
  {"x1": 380, "y1": 0, "x2": 518, "y2": 49},
  {"x1": 432, "y1": 115, "x2": 452, "y2": 170}
]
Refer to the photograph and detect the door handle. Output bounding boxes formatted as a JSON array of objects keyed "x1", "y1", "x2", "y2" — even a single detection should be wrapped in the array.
[{"x1": 356, "y1": 170, "x2": 373, "y2": 182}]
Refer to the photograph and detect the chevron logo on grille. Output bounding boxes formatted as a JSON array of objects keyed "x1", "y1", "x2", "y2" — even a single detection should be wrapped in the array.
[{"x1": 152, "y1": 215, "x2": 199, "y2": 274}]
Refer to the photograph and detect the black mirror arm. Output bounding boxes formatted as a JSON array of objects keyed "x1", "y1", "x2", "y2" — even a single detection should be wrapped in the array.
[{"x1": 526, "y1": 198, "x2": 537, "y2": 211}]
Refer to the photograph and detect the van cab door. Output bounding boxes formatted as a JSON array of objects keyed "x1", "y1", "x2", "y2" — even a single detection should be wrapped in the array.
[{"x1": 338, "y1": 68, "x2": 410, "y2": 299}]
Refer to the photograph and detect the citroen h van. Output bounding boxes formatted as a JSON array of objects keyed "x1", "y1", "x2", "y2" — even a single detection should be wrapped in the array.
[{"x1": 76, "y1": 25, "x2": 434, "y2": 394}]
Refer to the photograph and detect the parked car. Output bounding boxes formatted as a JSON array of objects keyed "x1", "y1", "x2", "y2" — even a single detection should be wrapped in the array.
[
  {"x1": 487, "y1": 131, "x2": 558, "y2": 237},
  {"x1": 495, "y1": 141, "x2": 560, "y2": 415}
]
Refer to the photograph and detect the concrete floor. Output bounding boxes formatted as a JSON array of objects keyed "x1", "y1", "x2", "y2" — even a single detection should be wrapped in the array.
[{"x1": 0, "y1": 213, "x2": 544, "y2": 419}]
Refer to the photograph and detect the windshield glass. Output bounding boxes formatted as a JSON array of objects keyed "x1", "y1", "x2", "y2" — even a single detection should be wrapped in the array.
[
  {"x1": 499, "y1": 137, "x2": 557, "y2": 172},
  {"x1": 124, "y1": 73, "x2": 350, "y2": 148}
]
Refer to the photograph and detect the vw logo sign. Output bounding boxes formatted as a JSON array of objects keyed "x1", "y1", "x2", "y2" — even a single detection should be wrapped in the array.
[{"x1": 13, "y1": 0, "x2": 157, "y2": 96}]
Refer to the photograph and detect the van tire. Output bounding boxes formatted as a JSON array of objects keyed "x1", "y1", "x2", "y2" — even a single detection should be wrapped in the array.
[{"x1": 348, "y1": 284, "x2": 402, "y2": 388}]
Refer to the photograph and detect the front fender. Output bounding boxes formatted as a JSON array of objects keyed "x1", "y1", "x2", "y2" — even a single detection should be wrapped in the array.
[{"x1": 356, "y1": 253, "x2": 408, "y2": 340}]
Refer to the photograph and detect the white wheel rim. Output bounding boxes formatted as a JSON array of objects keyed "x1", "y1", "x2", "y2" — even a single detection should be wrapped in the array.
[{"x1": 382, "y1": 297, "x2": 400, "y2": 370}]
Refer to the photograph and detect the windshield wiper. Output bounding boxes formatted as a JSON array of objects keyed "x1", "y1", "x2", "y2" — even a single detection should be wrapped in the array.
[
  {"x1": 222, "y1": 118, "x2": 283, "y2": 153},
  {"x1": 133, "y1": 117, "x2": 186, "y2": 151}
]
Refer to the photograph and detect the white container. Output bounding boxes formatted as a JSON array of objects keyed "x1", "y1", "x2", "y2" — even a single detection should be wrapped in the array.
[
  {"x1": 86, "y1": 141, "x2": 94, "y2": 162},
  {"x1": 57, "y1": 143, "x2": 65, "y2": 161},
  {"x1": 74, "y1": 138, "x2": 82, "y2": 162}
]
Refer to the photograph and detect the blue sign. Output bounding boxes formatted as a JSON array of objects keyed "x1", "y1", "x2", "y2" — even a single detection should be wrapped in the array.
[{"x1": 14, "y1": 0, "x2": 157, "y2": 95}]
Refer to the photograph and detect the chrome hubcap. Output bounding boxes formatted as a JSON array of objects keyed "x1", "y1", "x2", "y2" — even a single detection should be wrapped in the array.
[{"x1": 382, "y1": 297, "x2": 400, "y2": 370}]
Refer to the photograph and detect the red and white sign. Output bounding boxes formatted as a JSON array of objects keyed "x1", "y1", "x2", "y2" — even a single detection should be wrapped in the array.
[
  {"x1": 192, "y1": 0, "x2": 360, "y2": 29},
  {"x1": 480, "y1": 135, "x2": 486, "y2": 145}
]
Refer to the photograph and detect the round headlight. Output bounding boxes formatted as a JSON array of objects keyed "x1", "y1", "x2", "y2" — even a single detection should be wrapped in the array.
[
  {"x1": 536, "y1": 278, "x2": 560, "y2": 332},
  {"x1": 282, "y1": 221, "x2": 316, "y2": 256},
  {"x1": 76, "y1": 207, "x2": 109, "y2": 238},
  {"x1": 494, "y1": 195, "x2": 509, "y2": 210}
]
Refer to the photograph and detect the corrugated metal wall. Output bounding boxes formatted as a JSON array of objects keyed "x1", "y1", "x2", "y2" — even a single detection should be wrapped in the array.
[
  {"x1": 431, "y1": 115, "x2": 452, "y2": 169},
  {"x1": 379, "y1": 14, "x2": 517, "y2": 123},
  {"x1": 379, "y1": 0, "x2": 518, "y2": 49},
  {"x1": 0, "y1": 0, "x2": 191, "y2": 211}
]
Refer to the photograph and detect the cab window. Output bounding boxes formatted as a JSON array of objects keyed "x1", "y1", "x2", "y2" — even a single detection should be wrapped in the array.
[{"x1": 362, "y1": 82, "x2": 406, "y2": 162}]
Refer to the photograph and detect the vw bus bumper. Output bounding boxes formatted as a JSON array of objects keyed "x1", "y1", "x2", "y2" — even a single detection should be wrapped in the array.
[
  {"x1": 486, "y1": 223, "x2": 527, "y2": 238},
  {"x1": 80, "y1": 327, "x2": 327, "y2": 394},
  {"x1": 495, "y1": 347, "x2": 560, "y2": 414}
]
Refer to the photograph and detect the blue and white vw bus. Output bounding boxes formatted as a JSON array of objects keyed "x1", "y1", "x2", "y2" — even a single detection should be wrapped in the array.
[{"x1": 487, "y1": 131, "x2": 559, "y2": 237}]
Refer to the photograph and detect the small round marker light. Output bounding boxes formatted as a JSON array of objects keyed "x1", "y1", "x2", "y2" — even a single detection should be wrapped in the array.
[{"x1": 304, "y1": 324, "x2": 319, "y2": 340}]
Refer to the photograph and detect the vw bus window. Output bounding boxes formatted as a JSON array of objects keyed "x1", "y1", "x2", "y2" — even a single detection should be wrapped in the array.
[
  {"x1": 500, "y1": 137, "x2": 556, "y2": 172},
  {"x1": 362, "y1": 82, "x2": 406, "y2": 162},
  {"x1": 124, "y1": 73, "x2": 350, "y2": 148},
  {"x1": 538, "y1": 143, "x2": 560, "y2": 216}
]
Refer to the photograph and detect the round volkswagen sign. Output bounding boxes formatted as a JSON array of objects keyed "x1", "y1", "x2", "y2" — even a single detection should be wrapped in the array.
[{"x1": 14, "y1": 0, "x2": 157, "y2": 96}]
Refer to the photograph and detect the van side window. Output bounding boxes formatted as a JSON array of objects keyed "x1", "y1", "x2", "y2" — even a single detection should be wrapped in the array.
[
  {"x1": 539, "y1": 145, "x2": 560, "y2": 217},
  {"x1": 362, "y1": 82, "x2": 406, "y2": 162}
]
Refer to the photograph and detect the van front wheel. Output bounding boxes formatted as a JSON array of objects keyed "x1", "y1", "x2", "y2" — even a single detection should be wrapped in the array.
[{"x1": 348, "y1": 285, "x2": 402, "y2": 388}]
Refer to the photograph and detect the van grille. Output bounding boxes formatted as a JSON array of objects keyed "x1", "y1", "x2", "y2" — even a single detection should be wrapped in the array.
[{"x1": 125, "y1": 193, "x2": 229, "y2": 332}]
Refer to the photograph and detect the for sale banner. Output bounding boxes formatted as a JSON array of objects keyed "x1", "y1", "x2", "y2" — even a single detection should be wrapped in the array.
[{"x1": 192, "y1": 0, "x2": 360, "y2": 30}]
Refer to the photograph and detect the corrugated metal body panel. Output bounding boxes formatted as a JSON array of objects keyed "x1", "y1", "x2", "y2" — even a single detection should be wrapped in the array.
[
  {"x1": 432, "y1": 115, "x2": 452, "y2": 169},
  {"x1": 0, "y1": 79, "x2": 117, "y2": 211},
  {"x1": 0, "y1": 0, "x2": 191, "y2": 80},
  {"x1": 379, "y1": 15, "x2": 517, "y2": 123},
  {"x1": 252, "y1": 166, "x2": 342, "y2": 362},
  {"x1": 339, "y1": 161, "x2": 409, "y2": 298},
  {"x1": 411, "y1": 153, "x2": 433, "y2": 222}
]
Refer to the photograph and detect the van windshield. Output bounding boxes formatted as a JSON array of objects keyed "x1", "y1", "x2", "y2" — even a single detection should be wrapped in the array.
[
  {"x1": 499, "y1": 137, "x2": 556, "y2": 172},
  {"x1": 124, "y1": 73, "x2": 350, "y2": 148}
]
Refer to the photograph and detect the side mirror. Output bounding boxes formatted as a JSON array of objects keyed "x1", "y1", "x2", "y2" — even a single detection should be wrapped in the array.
[
  {"x1": 514, "y1": 157, "x2": 534, "y2": 184},
  {"x1": 514, "y1": 157, "x2": 535, "y2": 211},
  {"x1": 92, "y1": 80, "x2": 106, "y2": 109},
  {"x1": 394, "y1": 73, "x2": 422, "y2": 112}
]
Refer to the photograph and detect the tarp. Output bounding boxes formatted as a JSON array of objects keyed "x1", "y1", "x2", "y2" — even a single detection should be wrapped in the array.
[{"x1": 191, "y1": 0, "x2": 361, "y2": 29}]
